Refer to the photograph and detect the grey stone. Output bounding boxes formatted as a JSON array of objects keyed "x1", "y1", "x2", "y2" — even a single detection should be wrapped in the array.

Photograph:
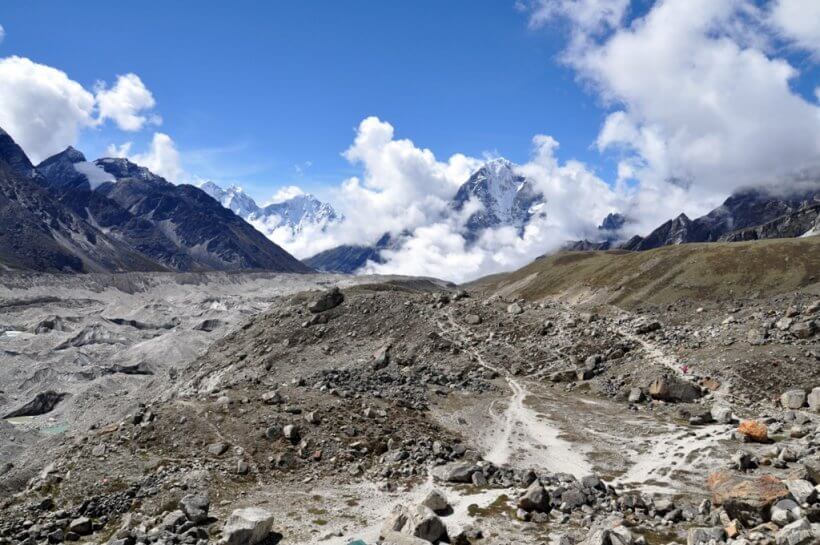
[
  {"x1": 517, "y1": 481, "x2": 550, "y2": 513},
  {"x1": 807, "y1": 388, "x2": 820, "y2": 411},
  {"x1": 792, "y1": 322, "x2": 816, "y2": 339},
  {"x1": 221, "y1": 507, "x2": 274, "y2": 545},
  {"x1": 786, "y1": 480, "x2": 817, "y2": 505},
  {"x1": 434, "y1": 462, "x2": 478, "y2": 483},
  {"x1": 67, "y1": 518, "x2": 92, "y2": 536},
  {"x1": 628, "y1": 388, "x2": 643, "y2": 403},
  {"x1": 207, "y1": 442, "x2": 228, "y2": 456},
  {"x1": 464, "y1": 314, "x2": 482, "y2": 325},
  {"x1": 781, "y1": 390, "x2": 807, "y2": 410},
  {"x1": 381, "y1": 504, "x2": 447, "y2": 543},
  {"x1": 180, "y1": 493, "x2": 210, "y2": 524},
  {"x1": 775, "y1": 518, "x2": 814, "y2": 545},
  {"x1": 421, "y1": 490, "x2": 449, "y2": 514},
  {"x1": 308, "y1": 287, "x2": 344, "y2": 313},
  {"x1": 687, "y1": 527, "x2": 725, "y2": 545},
  {"x1": 772, "y1": 499, "x2": 802, "y2": 526},
  {"x1": 711, "y1": 405, "x2": 733, "y2": 424},
  {"x1": 648, "y1": 375, "x2": 702, "y2": 402}
]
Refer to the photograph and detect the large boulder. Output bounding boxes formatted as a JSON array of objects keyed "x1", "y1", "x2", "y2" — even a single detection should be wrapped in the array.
[
  {"x1": 786, "y1": 480, "x2": 817, "y2": 505},
  {"x1": 517, "y1": 481, "x2": 550, "y2": 513},
  {"x1": 432, "y1": 462, "x2": 478, "y2": 483},
  {"x1": 708, "y1": 471, "x2": 789, "y2": 526},
  {"x1": 807, "y1": 388, "x2": 820, "y2": 412},
  {"x1": 804, "y1": 458, "x2": 820, "y2": 485},
  {"x1": 781, "y1": 390, "x2": 807, "y2": 410},
  {"x1": 4, "y1": 391, "x2": 67, "y2": 418},
  {"x1": 67, "y1": 517, "x2": 92, "y2": 536},
  {"x1": 775, "y1": 518, "x2": 815, "y2": 545},
  {"x1": 381, "y1": 504, "x2": 447, "y2": 543},
  {"x1": 180, "y1": 493, "x2": 210, "y2": 524},
  {"x1": 738, "y1": 420, "x2": 769, "y2": 443},
  {"x1": 711, "y1": 405, "x2": 733, "y2": 424},
  {"x1": 307, "y1": 287, "x2": 344, "y2": 313},
  {"x1": 648, "y1": 375, "x2": 702, "y2": 403},
  {"x1": 421, "y1": 490, "x2": 450, "y2": 514},
  {"x1": 771, "y1": 499, "x2": 802, "y2": 526},
  {"x1": 220, "y1": 507, "x2": 274, "y2": 545}
]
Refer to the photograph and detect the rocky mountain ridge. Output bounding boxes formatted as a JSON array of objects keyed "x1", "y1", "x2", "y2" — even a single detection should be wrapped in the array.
[
  {"x1": 620, "y1": 186, "x2": 820, "y2": 251},
  {"x1": 0, "y1": 126, "x2": 311, "y2": 273}
]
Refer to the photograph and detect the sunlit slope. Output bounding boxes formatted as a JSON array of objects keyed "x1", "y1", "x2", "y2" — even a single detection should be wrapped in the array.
[{"x1": 471, "y1": 236, "x2": 820, "y2": 308}]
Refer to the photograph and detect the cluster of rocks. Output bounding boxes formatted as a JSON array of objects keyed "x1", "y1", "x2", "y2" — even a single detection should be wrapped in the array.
[
  {"x1": 0, "y1": 475, "x2": 163, "y2": 545},
  {"x1": 76, "y1": 494, "x2": 275, "y2": 545},
  {"x1": 308, "y1": 363, "x2": 492, "y2": 411}
]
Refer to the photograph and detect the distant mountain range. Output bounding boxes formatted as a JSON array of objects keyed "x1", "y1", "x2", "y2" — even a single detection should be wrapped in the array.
[
  {"x1": 619, "y1": 187, "x2": 820, "y2": 251},
  {"x1": 565, "y1": 188, "x2": 820, "y2": 253},
  {"x1": 199, "y1": 182, "x2": 342, "y2": 241},
  {"x1": 304, "y1": 158, "x2": 546, "y2": 273},
  {"x1": 0, "y1": 126, "x2": 311, "y2": 273}
]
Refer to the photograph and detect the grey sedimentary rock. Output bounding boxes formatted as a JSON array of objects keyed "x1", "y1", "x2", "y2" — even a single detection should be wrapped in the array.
[
  {"x1": 180, "y1": 493, "x2": 210, "y2": 524},
  {"x1": 308, "y1": 287, "x2": 344, "y2": 313},
  {"x1": 221, "y1": 507, "x2": 274, "y2": 545}
]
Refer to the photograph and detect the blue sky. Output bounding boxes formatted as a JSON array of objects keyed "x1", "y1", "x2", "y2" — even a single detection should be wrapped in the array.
[
  {"x1": 1, "y1": 0, "x2": 818, "y2": 280},
  {"x1": 0, "y1": 1, "x2": 614, "y2": 202}
]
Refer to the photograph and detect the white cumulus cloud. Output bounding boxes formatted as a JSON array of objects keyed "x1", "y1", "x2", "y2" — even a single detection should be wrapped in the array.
[
  {"x1": 0, "y1": 56, "x2": 96, "y2": 163},
  {"x1": 265, "y1": 185, "x2": 305, "y2": 205},
  {"x1": 0, "y1": 56, "x2": 161, "y2": 164},
  {"x1": 769, "y1": 0, "x2": 820, "y2": 56},
  {"x1": 106, "y1": 132, "x2": 185, "y2": 183},
  {"x1": 522, "y1": 0, "x2": 820, "y2": 225},
  {"x1": 95, "y1": 73, "x2": 160, "y2": 131}
]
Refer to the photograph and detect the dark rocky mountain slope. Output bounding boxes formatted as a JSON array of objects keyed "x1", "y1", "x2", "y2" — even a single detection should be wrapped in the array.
[
  {"x1": 0, "y1": 135, "x2": 165, "y2": 273},
  {"x1": 31, "y1": 143, "x2": 312, "y2": 273},
  {"x1": 622, "y1": 186, "x2": 820, "y2": 251}
]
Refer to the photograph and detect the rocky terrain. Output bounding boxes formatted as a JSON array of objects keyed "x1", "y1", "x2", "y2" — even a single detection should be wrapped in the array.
[{"x1": 0, "y1": 236, "x2": 818, "y2": 545}]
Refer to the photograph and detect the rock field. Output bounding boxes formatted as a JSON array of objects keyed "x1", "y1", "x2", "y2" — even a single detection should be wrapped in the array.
[{"x1": 0, "y1": 269, "x2": 818, "y2": 545}]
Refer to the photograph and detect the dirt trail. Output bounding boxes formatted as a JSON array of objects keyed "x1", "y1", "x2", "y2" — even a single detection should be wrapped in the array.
[{"x1": 434, "y1": 306, "x2": 731, "y2": 497}]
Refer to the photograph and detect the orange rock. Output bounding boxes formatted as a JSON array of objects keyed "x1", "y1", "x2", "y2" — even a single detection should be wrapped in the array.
[
  {"x1": 707, "y1": 471, "x2": 789, "y2": 525},
  {"x1": 738, "y1": 420, "x2": 769, "y2": 443},
  {"x1": 702, "y1": 378, "x2": 721, "y2": 391},
  {"x1": 725, "y1": 519, "x2": 741, "y2": 539}
]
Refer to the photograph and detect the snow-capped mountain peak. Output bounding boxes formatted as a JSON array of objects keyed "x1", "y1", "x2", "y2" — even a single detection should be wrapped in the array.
[
  {"x1": 199, "y1": 182, "x2": 260, "y2": 217},
  {"x1": 261, "y1": 193, "x2": 342, "y2": 233},
  {"x1": 452, "y1": 157, "x2": 544, "y2": 238},
  {"x1": 199, "y1": 181, "x2": 342, "y2": 242}
]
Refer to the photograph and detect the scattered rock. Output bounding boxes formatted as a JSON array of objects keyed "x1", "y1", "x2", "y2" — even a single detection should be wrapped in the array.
[
  {"x1": 220, "y1": 507, "x2": 274, "y2": 545},
  {"x1": 308, "y1": 287, "x2": 344, "y2": 313},
  {"x1": 180, "y1": 493, "x2": 210, "y2": 524}
]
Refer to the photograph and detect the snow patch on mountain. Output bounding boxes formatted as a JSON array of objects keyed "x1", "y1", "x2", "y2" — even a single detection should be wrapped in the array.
[{"x1": 73, "y1": 161, "x2": 116, "y2": 189}]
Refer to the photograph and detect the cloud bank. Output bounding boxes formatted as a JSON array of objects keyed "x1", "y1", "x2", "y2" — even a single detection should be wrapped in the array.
[
  {"x1": 299, "y1": 0, "x2": 820, "y2": 281},
  {"x1": 0, "y1": 56, "x2": 161, "y2": 163}
]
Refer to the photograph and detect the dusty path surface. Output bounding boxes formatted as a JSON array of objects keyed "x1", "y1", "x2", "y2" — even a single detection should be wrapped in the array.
[
  {"x1": 433, "y1": 305, "x2": 732, "y2": 498},
  {"x1": 294, "y1": 301, "x2": 737, "y2": 543}
]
